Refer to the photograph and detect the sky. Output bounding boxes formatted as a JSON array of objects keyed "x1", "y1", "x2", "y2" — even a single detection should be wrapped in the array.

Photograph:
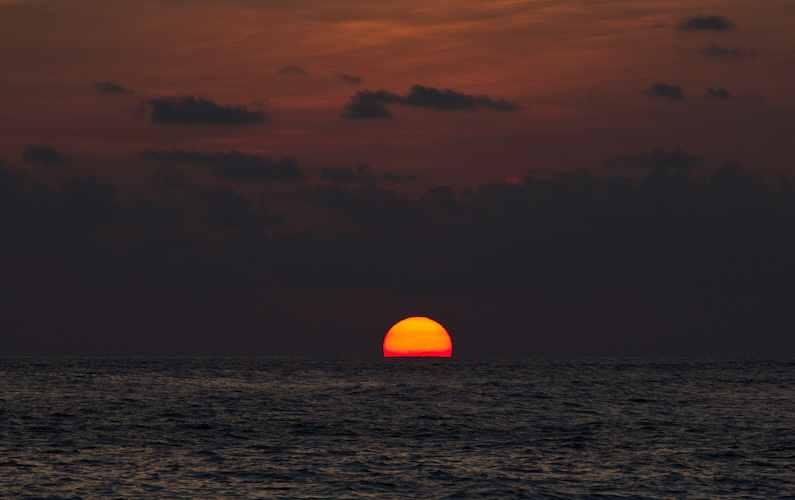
[{"x1": 1, "y1": 0, "x2": 794, "y2": 356}]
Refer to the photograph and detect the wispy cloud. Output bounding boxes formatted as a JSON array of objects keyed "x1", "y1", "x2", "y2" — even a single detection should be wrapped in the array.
[
  {"x1": 698, "y1": 43, "x2": 756, "y2": 59},
  {"x1": 93, "y1": 81, "x2": 135, "y2": 94},
  {"x1": 704, "y1": 86, "x2": 733, "y2": 100},
  {"x1": 277, "y1": 64, "x2": 309, "y2": 75},
  {"x1": 644, "y1": 82, "x2": 685, "y2": 100},
  {"x1": 342, "y1": 84, "x2": 521, "y2": 118},
  {"x1": 147, "y1": 96, "x2": 269, "y2": 124},
  {"x1": 677, "y1": 14, "x2": 737, "y2": 32},
  {"x1": 337, "y1": 73, "x2": 363, "y2": 84}
]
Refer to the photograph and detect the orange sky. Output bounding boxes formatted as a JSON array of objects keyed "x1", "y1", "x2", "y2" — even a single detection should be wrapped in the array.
[{"x1": 2, "y1": 0, "x2": 794, "y2": 189}]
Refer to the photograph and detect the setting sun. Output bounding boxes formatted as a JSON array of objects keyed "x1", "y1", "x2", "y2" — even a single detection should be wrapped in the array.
[{"x1": 383, "y1": 317, "x2": 452, "y2": 357}]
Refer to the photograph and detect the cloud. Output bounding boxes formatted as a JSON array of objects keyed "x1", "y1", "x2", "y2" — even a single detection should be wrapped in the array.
[
  {"x1": 93, "y1": 81, "x2": 135, "y2": 94},
  {"x1": 698, "y1": 43, "x2": 756, "y2": 59},
  {"x1": 704, "y1": 86, "x2": 733, "y2": 100},
  {"x1": 341, "y1": 90, "x2": 398, "y2": 119},
  {"x1": 677, "y1": 14, "x2": 737, "y2": 32},
  {"x1": 316, "y1": 163, "x2": 416, "y2": 183},
  {"x1": 4, "y1": 157, "x2": 795, "y2": 356},
  {"x1": 144, "y1": 149, "x2": 304, "y2": 182},
  {"x1": 644, "y1": 82, "x2": 685, "y2": 100},
  {"x1": 341, "y1": 85, "x2": 522, "y2": 118},
  {"x1": 338, "y1": 73, "x2": 363, "y2": 84},
  {"x1": 148, "y1": 95, "x2": 269, "y2": 124},
  {"x1": 401, "y1": 85, "x2": 522, "y2": 111},
  {"x1": 22, "y1": 144, "x2": 68, "y2": 165},
  {"x1": 277, "y1": 64, "x2": 309, "y2": 75}
]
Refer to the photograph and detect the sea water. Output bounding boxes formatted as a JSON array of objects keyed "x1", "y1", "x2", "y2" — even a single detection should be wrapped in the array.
[{"x1": 1, "y1": 358, "x2": 794, "y2": 499}]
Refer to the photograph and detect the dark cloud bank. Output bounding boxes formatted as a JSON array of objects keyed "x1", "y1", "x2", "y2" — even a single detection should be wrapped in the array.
[
  {"x1": 2, "y1": 155, "x2": 794, "y2": 356},
  {"x1": 343, "y1": 85, "x2": 522, "y2": 118},
  {"x1": 148, "y1": 95, "x2": 269, "y2": 124}
]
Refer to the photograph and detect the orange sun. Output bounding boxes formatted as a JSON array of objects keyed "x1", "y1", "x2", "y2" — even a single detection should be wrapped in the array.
[{"x1": 383, "y1": 317, "x2": 452, "y2": 357}]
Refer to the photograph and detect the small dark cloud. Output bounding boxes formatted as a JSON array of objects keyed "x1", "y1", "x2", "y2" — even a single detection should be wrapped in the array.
[
  {"x1": 604, "y1": 148, "x2": 699, "y2": 171},
  {"x1": 644, "y1": 82, "x2": 685, "y2": 100},
  {"x1": 341, "y1": 90, "x2": 398, "y2": 119},
  {"x1": 317, "y1": 163, "x2": 416, "y2": 183},
  {"x1": 93, "y1": 81, "x2": 135, "y2": 94},
  {"x1": 22, "y1": 145, "x2": 68, "y2": 165},
  {"x1": 277, "y1": 64, "x2": 309, "y2": 76},
  {"x1": 698, "y1": 43, "x2": 756, "y2": 59},
  {"x1": 148, "y1": 95, "x2": 269, "y2": 124},
  {"x1": 677, "y1": 14, "x2": 737, "y2": 32},
  {"x1": 338, "y1": 73, "x2": 363, "y2": 84},
  {"x1": 144, "y1": 149, "x2": 304, "y2": 182},
  {"x1": 401, "y1": 85, "x2": 522, "y2": 111},
  {"x1": 341, "y1": 85, "x2": 521, "y2": 118},
  {"x1": 704, "y1": 86, "x2": 733, "y2": 100}
]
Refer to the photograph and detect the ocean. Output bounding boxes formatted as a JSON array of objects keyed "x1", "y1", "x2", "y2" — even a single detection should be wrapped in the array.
[{"x1": 1, "y1": 358, "x2": 794, "y2": 499}]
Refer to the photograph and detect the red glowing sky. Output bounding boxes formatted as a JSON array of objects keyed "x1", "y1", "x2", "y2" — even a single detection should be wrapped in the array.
[{"x1": 2, "y1": 0, "x2": 794, "y2": 189}]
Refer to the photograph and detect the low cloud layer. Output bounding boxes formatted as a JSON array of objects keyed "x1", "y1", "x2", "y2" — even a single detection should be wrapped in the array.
[
  {"x1": 3, "y1": 159, "x2": 794, "y2": 355},
  {"x1": 644, "y1": 82, "x2": 685, "y2": 100},
  {"x1": 677, "y1": 14, "x2": 737, "y2": 32},
  {"x1": 148, "y1": 96, "x2": 270, "y2": 124},
  {"x1": 342, "y1": 85, "x2": 522, "y2": 118},
  {"x1": 144, "y1": 149, "x2": 304, "y2": 182}
]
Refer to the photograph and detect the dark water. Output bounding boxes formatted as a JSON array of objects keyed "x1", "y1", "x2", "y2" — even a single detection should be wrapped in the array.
[{"x1": 1, "y1": 358, "x2": 794, "y2": 499}]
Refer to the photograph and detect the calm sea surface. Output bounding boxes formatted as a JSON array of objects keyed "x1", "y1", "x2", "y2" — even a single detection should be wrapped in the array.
[{"x1": 1, "y1": 358, "x2": 794, "y2": 499}]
